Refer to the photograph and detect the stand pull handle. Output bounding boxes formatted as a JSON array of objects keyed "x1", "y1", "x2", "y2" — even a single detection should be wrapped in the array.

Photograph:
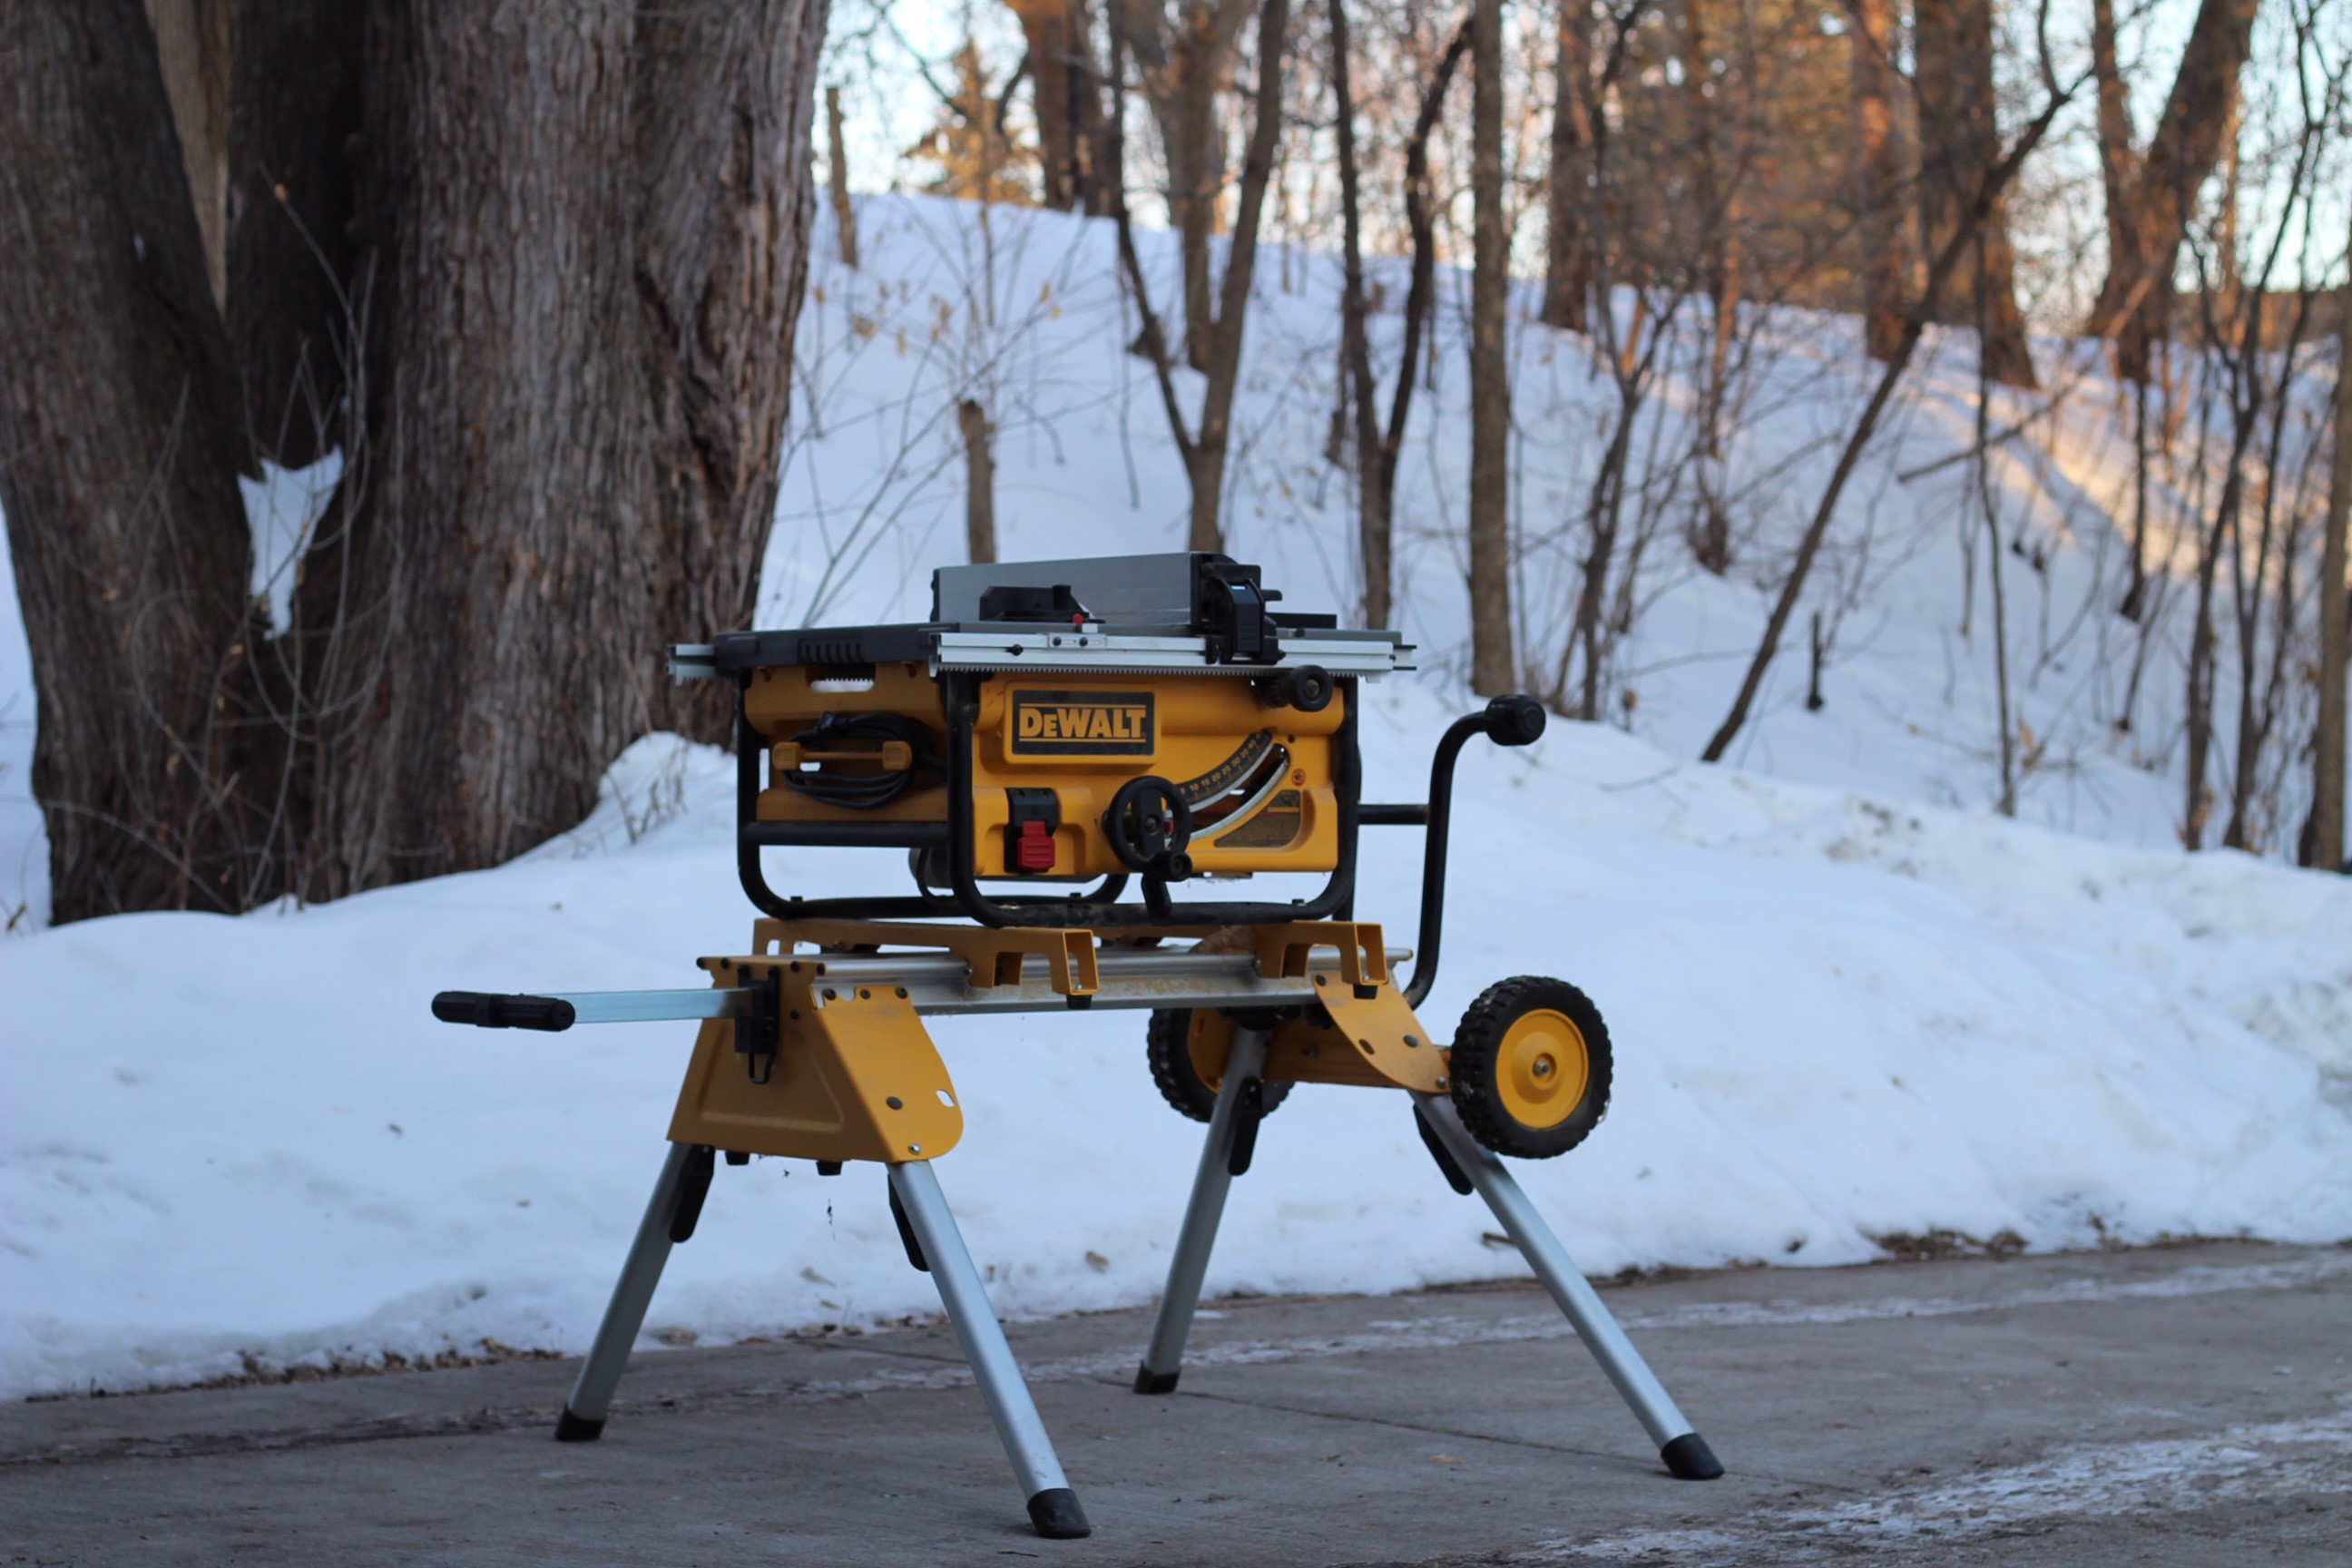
[{"x1": 430, "y1": 991, "x2": 578, "y2": 1031}]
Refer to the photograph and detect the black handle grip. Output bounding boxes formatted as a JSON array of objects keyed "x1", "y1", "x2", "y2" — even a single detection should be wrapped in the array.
[
  {"x1": 431, "y1": 991, "x2": 578, "y2": 1031},
  {"x1": 1483, "y1": 693, "x2": 1548, "y2": 747}
]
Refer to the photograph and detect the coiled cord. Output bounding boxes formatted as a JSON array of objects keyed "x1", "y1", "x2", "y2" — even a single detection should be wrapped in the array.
[{"x1": 779, "y1": 712, "x2": 936, "y2": 809}]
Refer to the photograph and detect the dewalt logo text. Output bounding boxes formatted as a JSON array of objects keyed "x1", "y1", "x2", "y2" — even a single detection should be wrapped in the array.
[{"x1": 1008, "y1": 690, "x2": 1155, "y2": 757}]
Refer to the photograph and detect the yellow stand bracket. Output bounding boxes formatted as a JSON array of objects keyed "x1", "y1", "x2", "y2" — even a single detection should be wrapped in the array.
[
  {"x1": 750, "y1": 916, "x2": 1102, "y2": 997},
  {"x1": 1154, "y1": 918, "x2": 1446, "y2": 1096},
  {"x1": 667, "y1": 955, "x2": 964, "y2": 1164}
]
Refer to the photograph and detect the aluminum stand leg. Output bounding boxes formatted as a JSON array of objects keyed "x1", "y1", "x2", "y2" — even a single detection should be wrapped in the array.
[
  {"x1": 556, "y1": 1141, "x2": 693, "y2": 1441},
  {"x1": 1413, "y1": 1093, "x2": 1725, "y2": 1480},
  {"x1": 1133, "y1": 1026, "x2": 1271, "y2": 1395},
  {"x1": 887, "y1": 1159, "x2": 1092, "y2": 1540}
]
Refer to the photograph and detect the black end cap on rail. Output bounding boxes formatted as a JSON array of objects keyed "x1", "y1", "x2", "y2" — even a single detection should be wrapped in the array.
[
  {"x1": 1132, "y1": 1364, "x2": 1180, "y2": 1395},
  {"x1": 1661, "y1": 1432, "x2": 1725, "y2": 1480},
  {"x1": 1484, "y1": 694, "x2": 1548, "y2": 747},
  {"x1": 431, "y1": 992, "x2": 577, "y2": 1031}
]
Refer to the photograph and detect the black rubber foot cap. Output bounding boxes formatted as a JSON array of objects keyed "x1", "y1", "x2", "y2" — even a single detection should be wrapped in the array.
[
  {"x1": 1026, "y1": 1487, "x2": 1092, "y2": 1539},
  {"x1": 553, "y1": 1409, "x2": 605, "y2": 1443},
  {"x1": 1661, "y1": 1432, "x2": 1724, "y2": 1480},
  {"x1": 1132, "y1": 1365, "x2": 1180, "y2": 1395}
]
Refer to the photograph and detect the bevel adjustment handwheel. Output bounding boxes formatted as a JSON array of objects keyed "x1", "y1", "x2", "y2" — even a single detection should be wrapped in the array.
[
  {"x1": 1145, "y1": 1008, "x2": 1291, "y2": 1122},
  {"x1": 1104, "y1": 776, "x2": 1192, "y2": 876},
  {"x1": 1447, "y1": 976, "x2": 1612, "y2": 1159}
]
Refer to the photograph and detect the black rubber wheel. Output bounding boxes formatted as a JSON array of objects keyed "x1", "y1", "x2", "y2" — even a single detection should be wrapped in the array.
[
  {"x1": 1146, "y1": 1008, "x2": 1292, "y2": 1122},
  {"x1": 1448, "y1": 976, "x2": 1612, "y2": 1159}
]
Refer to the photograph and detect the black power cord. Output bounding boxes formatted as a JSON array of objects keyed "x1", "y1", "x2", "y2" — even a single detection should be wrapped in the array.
[{"x1": 778, "y1": 712, "x2": 936, "y2": 809}]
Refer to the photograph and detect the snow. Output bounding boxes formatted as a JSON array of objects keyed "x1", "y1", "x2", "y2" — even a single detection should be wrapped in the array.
[{"x1": 3, "y1": 196, "x2": 2348, "y2": 1400}]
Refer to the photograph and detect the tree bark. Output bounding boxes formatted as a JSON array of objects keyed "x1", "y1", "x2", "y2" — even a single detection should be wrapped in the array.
[
  {"x1": 1181, "y1": 0, "x2": 1289, "y2": 553},
  {"x1": 1848, "y1": 0, "x2": 1910, "y2": 364},
  {"x1": 1328, "y1": 0, "x2": 1387, "y2": 628},
  {"x1": 144, "y1": 0, "x2": 231, "y2": 308},
  {"x1": 1543, "y1": 0, "x2": 1591, "y2": 334},
  {"x1": 1912, "y1": 0, "x2": 2036, "y2": 389},
  {"x1": 2308, "y1": 279, "x2": 2351, "y2": 870},
  {"x1": 1129, "y1": 0, "x2": 1252, "y2": 374},
  {"x1": 2087, "y1": 0, "x2": 2139, "y2": 329},
  {"x1": 826, "y1": 85, "x2": 860, "y2": 268},
  {"x1": 294, "y1": 0, "x2": 823, "y2": 899},
  {"x1": 2090, "y1": 0, "x2": 2261, "y2": 379},
  {"x1": 1337, "y1": 16, "x2": 1471, "y2": 632},
  {"x1": 1468, "y1": 0, "x2": 1514, "y2": 696},
  {"x1": 227, "y1": 0, "x2": 365, "y2": 468},
  {"x1": 959, "y1": 398, "x2": 998, "y2": 564},
  {"x1": 5, "y1": 0, "x2": 828, "y2": 922},
  {"x1": 0, "y1": 0, "x2": 259, "y2": 921},
  {"x1": 1005, "y1": 0, "x2": 1104, "y2": 211},
  {"x1": 1109, "y1": 0, "x2": 1288, "y2": 555},
  {"x1": 634, "y1": 0, "x2": 826, "y2": 745}
]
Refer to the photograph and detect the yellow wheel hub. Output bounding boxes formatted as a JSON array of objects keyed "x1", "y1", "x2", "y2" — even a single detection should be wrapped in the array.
[{"x1": 1494, "y1": 1008, "x2": 1591, "y2": 1131}]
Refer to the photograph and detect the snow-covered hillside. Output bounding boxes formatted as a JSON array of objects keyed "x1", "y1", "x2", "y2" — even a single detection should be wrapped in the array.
[{"x1": 3, "y1": 196, "x2": 2347, "y2": 1400}]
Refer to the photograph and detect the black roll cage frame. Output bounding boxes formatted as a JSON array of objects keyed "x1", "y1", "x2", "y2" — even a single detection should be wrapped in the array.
[{"x1": 730, "y1": 668, "x2": 1544, "y2": 1008}]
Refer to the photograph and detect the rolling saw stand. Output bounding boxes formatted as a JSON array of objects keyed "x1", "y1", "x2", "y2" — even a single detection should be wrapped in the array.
[{"x1": 432, "y1": 553, "x2": 1720, "y2": 1541}]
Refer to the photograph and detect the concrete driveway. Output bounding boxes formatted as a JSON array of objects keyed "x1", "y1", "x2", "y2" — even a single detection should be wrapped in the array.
[{"x1": 5, "y1": 1240, "x2": 2347, "y2": 1565}]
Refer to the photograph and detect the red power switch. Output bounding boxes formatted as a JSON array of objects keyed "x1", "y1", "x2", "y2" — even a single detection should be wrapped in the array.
[{"x1": 1014, "y1": 818, "x2": 1057, "y2": 873}]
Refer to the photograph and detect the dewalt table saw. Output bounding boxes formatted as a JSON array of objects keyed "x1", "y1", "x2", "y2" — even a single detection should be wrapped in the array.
[{"x1": 432, "y1": 552, "x2": 1720, "y2": 1540}]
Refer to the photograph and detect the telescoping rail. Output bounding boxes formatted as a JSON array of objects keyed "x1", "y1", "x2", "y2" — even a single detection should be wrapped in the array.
[{"x1": 432, "y1": 552, "x2": 1720, "y2": 1543}]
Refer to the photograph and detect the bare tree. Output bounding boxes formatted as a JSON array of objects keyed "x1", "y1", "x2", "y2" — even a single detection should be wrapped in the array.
[
  {"x1": 2310, "y1": 267, "x2": 2350, "y2": 869},
  {"x1": 1701, "y1": 44, "x2": 2082, "y2": 762},
  {"x1": 827, "y1": 85, "x2": 860, "y2": 268},
  {"x1": 959, "y1": 397, "x2": 998, "y2": 563},
  {"x1": 1847, "y1": 0, "x2": 1910, "y2": 363},
  {"x1": 1005, "y1": 0, "x2": 1105, "y2": 211},
  {"x1": 1468, "y1": 0, "x2": 1513, "y2": 694},
  {"x1": 1544, "y1": 0, "x2": 1592, "y2": 333},
  {"x1": 1109, "y1": 0, "x2": 1291, "y2": 552},
  {"x1": 1334, "y1": 7, "x2": 1472, "y2": 631},
  {"x1": 1122, "y1": 0, "x2": 1257, "y2": 372},
  {"x1": 1912, "y1": 0, "x2": 2037, "y2": 388},
  {"x1": 2089, "y1": 0, "x2": 2262, "y2": 379}
]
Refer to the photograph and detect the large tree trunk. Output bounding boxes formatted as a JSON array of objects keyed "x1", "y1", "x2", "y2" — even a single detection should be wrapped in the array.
[
  {"x1": 636, "y1": 0, "x2": 825, "y2": 744},
  {"x1": 1542, "y1": 0, "x2": 1591, "y2": 334},
  {"x1": 228, "y1": 0, "x2": 365, "y2": 467},
  {"x1": 1912, "y1": 0, "x2": 2037, "y2": 389},
  {"x1": 2090, "y1": 0, "x2": 2260, "y2": 379},
  {"x1": 0, "y1": 0, "x2": 259, "y2": 922},
  {"x1": 290, "y1": 0, "x2": 821, "y2": 900},
  {"x1": 1848, "y1": 0, "x2": 1910, "y2": 364},
  {"x1": 1006, "y1": 0, "x2": 1103, "y2": 212},
  {"x1": 1468, "y1": 0, "x2": 1514, "y2": 695},
  {"x1": 5, "y1": 0, "x2": 827, "y2": 924}
]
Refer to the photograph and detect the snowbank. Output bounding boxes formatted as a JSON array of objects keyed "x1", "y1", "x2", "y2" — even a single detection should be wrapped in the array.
[
  {"x1": 5, "y1": 708, "x2": 2347, "y2": 1399},
  {"x1": 4, "y1": 194, "x2": 2347, "y2": 1400}
]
